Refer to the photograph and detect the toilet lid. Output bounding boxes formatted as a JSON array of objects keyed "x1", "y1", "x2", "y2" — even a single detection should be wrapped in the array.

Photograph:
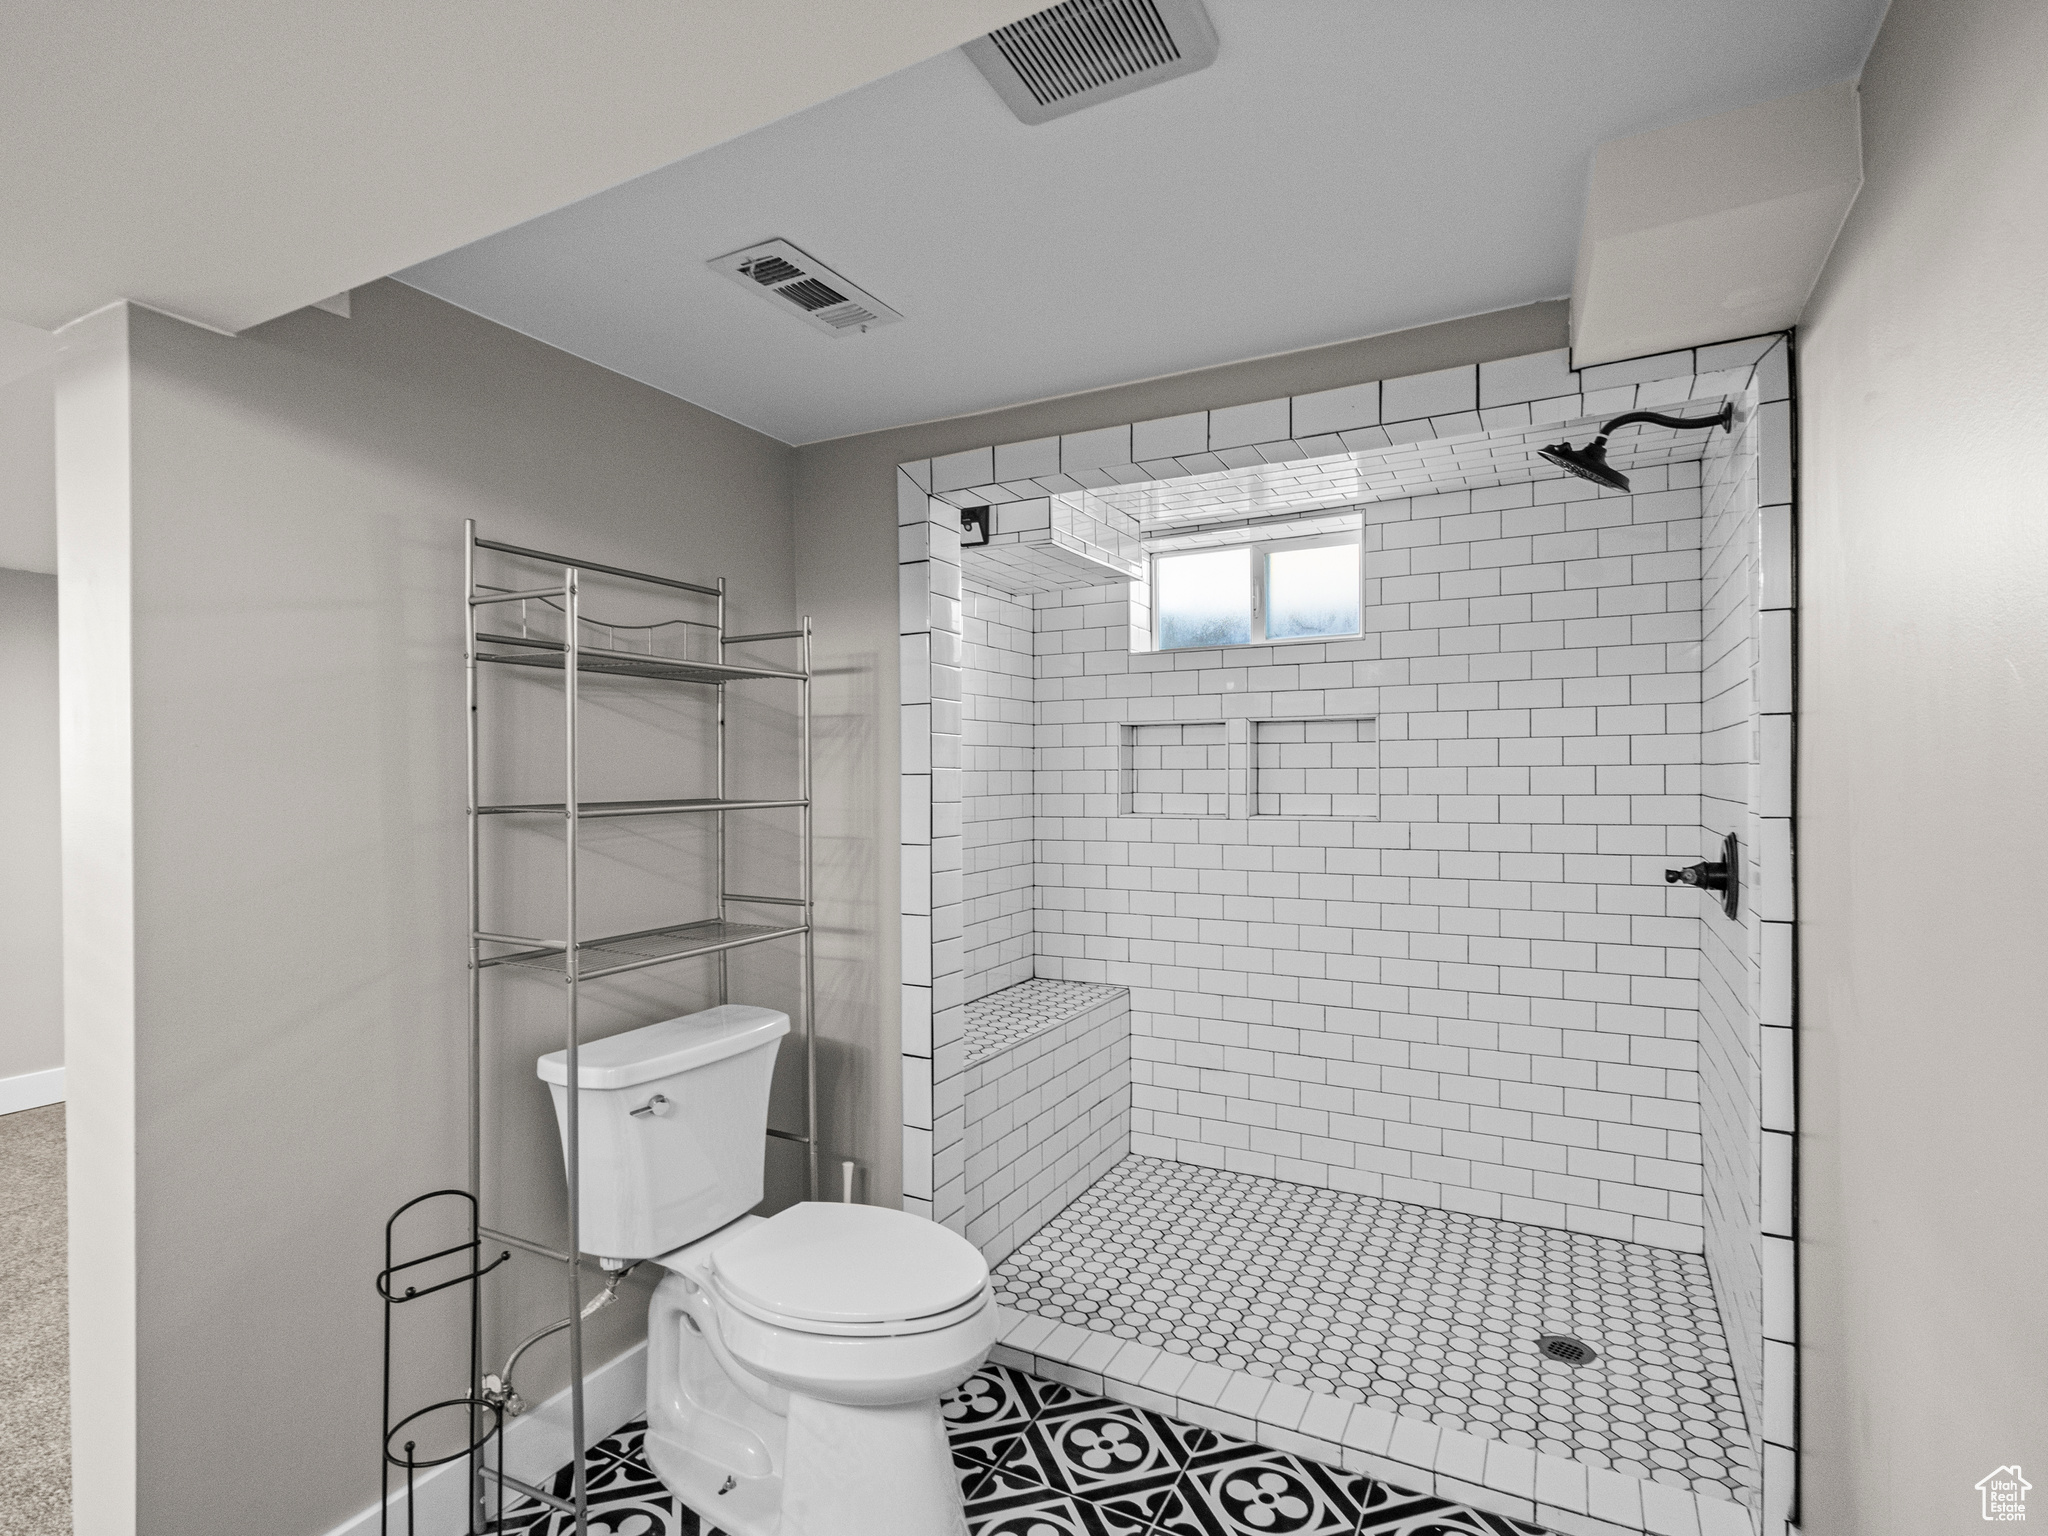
[
  {"x1": 536, "y1": 1005, "x2": 788, "y2": 1090},
  {"x1": 708, "y1": 1203, "x2": 989, "y2": 1327}
]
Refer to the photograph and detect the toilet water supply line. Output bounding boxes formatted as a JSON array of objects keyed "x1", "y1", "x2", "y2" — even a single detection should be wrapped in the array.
[
  {"x1": 483, "y1": 1159, "x2": 857, "y2": 1413},
  {"x1": 481, "y1": 1261, "x2": 643, "y2": 1416}
]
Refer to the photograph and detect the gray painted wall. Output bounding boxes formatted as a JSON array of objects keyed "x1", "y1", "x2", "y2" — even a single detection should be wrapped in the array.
[
  {"x1": 791, "y1": 302, "x2": 1571, "y2": 1209},
  {"x1": 0, "y1": 365, "x2": 57, "y2": 575},
  {"x1": 0, "y1": 566, "x2": 61, "y2": 1084},
  {"x1": 1799, "y1": 1, "x2": 2048, "y2": 1529},
  {"x1": 61, "y1": 283, "x2": 799, "y2": 1535}
]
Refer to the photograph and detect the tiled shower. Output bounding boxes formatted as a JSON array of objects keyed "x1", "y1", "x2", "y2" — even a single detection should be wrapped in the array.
[{"x1": 899, "y1": 338, "x2": 1795, "y2": 1536}]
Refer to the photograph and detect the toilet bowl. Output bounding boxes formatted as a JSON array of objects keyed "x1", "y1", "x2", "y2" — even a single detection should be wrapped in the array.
[
  {"x1": 645, "y1": 1203, "x2": 994, "y2": 1536},
  {"x1": 538, "y1": 1007, "x2": 993, "y2": 1536}
]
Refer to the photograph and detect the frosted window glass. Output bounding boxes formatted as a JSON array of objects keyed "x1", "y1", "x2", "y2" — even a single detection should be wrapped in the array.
[
  {"x1": 1265, "y1": 543, "x2": 1360, "y2": 640},
  {"x1": 1156, "y1": 548, "x2": 1251, "y2": 649}
]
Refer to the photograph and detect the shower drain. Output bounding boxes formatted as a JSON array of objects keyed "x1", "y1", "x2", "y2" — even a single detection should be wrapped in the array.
[{"x1": 1535, "y1": 1332, "x2": 1599, "y2": 1366}]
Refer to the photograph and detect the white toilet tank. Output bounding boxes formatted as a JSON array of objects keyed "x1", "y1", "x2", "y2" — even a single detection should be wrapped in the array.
[{"x1": 537, "y1": 1004, "x2": 790, "y2": 1262}]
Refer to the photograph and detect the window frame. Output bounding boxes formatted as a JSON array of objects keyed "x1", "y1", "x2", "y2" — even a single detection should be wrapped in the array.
[{"x1": 1151, "y1": 528, "x2": 1363, "y2": 651}]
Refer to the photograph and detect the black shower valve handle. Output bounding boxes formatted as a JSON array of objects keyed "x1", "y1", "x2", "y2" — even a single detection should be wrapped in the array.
[
  {"x1": 1666, "y1": 832, "x2": 1741, "y2": 921},
  {"x1": 1665, "y1": 860, "x2": 1730, "y2": 891}
]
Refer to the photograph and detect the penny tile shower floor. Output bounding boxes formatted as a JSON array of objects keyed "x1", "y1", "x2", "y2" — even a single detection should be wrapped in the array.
[
  {"x1": 991, "y1": 1156, "x2": 1758, "y2": 1506},
  {"x1": 497, "y1": 1366, "x2": 1545, "y2": 1535}
]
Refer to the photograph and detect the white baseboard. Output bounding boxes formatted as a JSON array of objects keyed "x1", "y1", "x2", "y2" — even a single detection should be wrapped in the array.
[
  {"x1": 321, "y1": 1340, "x2": 648, "y2": 1536},
  {"x1": 0, "y1": 1066, "x2": 63, "y2": 1115}
]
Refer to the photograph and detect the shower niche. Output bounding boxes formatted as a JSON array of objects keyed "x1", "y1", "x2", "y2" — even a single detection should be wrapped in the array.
[
  {"x1": 1119, "y1": 721, "x2": 1229, "y2": 817},
  {"x1": 1251, "y1": 716, "x2": 1378, "y2": 819},
  {"x1": 1116, "y1": 716, "x2": 1379, "y2": 820}
]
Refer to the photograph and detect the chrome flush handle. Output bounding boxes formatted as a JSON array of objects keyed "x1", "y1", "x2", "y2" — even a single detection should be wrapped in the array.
[{"x1": 629, "y1": 1093, "x2": 670, "y2": 1119}]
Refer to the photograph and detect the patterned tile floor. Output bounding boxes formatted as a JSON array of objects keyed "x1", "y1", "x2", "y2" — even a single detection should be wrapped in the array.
[
  {"x1": 991, "y1": 1157, "x2": 1757, "y2": 1506},
  {"x1": 494, "y1": 1417, "x2": 698, "y2": 1535},
  {"x1": 964, "y1": 977, "x2": 1127, "y2": 1064},
  {"x1": 495, "y1": 1363, "x2": 1546, "y2": 1535},
  {"x1": 946, "y1": 1362, "x2": 1543, "y2": 1535}
]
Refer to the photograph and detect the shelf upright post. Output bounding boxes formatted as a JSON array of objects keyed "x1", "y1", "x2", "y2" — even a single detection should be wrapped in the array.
[
  {"x1": 463, "y1": 521, "x2": 485, "y2": 1532},
  {"x1": 561, "y1": 565, "x2": 590, "y2": 1532},
  {"x1": 801, "y1": 616, "x2": 817, "y2": 1200},
  {"x1": 465, "y1": 522, "x2": 483, "y2": 1208},
  {"x1": 716, "y1": 578, "x2": 728, "y2": 1007}
]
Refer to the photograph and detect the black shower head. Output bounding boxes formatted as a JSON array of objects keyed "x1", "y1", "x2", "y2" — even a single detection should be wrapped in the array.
[
  {"x1": 1539, "y1": 436, "x2": 1631, "y2": 491},
  {"x1": 1538, "y1": 404, "x2": 1735, "y2": 495}
]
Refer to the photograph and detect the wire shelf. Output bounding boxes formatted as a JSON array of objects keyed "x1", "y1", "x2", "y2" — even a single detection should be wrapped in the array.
[
  {"x1": 475, "y1": 632, "x2": 802, "y2": 685},
  {"x1": 478, "y1": 796, "x2": 807, "y2": 819},
  {"x1": 479, "y1": 918, "x2": 807, "y2": 981}
]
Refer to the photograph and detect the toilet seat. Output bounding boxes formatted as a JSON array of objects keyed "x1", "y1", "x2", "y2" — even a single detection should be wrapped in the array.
[
  {"x1": 714, "y1": 1280, "x2": 993, "y2": 1339},
  {"x1": 707, "y1": 1203, "x2": 991, "y2": 1338}
]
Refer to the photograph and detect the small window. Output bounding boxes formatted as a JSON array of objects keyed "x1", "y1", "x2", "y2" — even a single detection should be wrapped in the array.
[
  {"x1": 1265, "y1": 539, "x2": 1361, "y2": 640},
  {"x1": 1153, "y1": 531, "x2": 1360, "y2": 650},
  {"x1": 1154, "y1": 547, "x2": 1251, "y2": 649}
]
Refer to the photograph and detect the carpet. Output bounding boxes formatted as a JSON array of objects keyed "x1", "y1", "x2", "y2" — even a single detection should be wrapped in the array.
[{"x1": 0, "y1": 1104, "x2": 68, "y2": 1534}]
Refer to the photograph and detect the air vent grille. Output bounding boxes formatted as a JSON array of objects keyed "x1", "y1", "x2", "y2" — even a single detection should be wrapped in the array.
[
  {"x1": 779, "y1": 277, "x2": 849, "y2": 312},
  {"x1": 739, "y1": 255, "x2": 803, "y2": 287},
  {"x1": 708, "y1": 239, "x2": 903, "y2": 338},
  {"x1": 993, "y1": 0, "x2": 1181, "y2": 105},
  {"x1": 965, "y1": 0, "x2": 1217, "y2": 125}
]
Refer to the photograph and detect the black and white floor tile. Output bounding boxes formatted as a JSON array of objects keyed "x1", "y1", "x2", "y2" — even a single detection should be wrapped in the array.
[
  {"x1": 492, "y1": 1419, "x2": 714, "y2": 1536},
  {"x1": 991, "y1": 1157, "x2": 1758, "y2": 1504},
  {"x1": 948, "y1": 1363, "x2": 1542, "y2": 1535},
  {"x1": 494, "y1": 1364, "x2": 1545, "y2": 1536}
]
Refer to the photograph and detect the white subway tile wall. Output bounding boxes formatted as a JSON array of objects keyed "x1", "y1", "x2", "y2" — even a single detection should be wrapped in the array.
[
  {"x1": 1041, "y1": 412, "x2": 1729, "y2": 539},
  {"x1": 929, "y1": 346, "x2": 1741, "y2": 574},
  {"x1": 959, "y1": 494, "x2": 1145, "y2": 595},
  {"x1": 899, "y1": 463, "x2": 964, "y2": 1224},
  {"x1": 1696, "y1": 337, "x2": 1797, "y2": 1532},
  {"x1": 1036, "y1": 462, "x2": 1714, "y2": 1253},
  {"x1": 963, "y1": 979, "x2": 1132, "y2": 1264},
  {"x1": 1696, "y1": 383, "x2": 1765, "y2": 1463},
  {"x1": 964, "y1": 580, "x2": 1039, "y2": 1003}
]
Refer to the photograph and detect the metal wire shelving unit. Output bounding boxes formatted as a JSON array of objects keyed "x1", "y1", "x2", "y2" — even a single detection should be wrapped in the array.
[{"x1": 463, "y1": 521, "x2": 816, "y2": 1532}]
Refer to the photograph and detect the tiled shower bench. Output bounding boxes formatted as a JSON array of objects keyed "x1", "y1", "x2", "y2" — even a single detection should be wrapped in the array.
[{"x1": 960, "y1": 977, "x2": 1131, "y2": 1265}]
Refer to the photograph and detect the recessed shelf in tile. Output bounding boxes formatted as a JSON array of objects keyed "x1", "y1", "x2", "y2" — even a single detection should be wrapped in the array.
[
  {"x1": 1253, "y1": 716, "x2": 1378, "y2": 818},
  {"x1": 1120, "y1": 721, "x2": 1229, "y2": 817}
]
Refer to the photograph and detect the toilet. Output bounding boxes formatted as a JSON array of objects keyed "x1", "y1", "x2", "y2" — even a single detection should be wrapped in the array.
[{"x1": 538, "y1": 1005, "x2": 994, "y2": 1536}]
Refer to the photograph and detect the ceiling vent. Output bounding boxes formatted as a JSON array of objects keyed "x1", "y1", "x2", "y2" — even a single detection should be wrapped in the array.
[
  {"x1": 964, "y1": 0, "x2": 1218, "y2": 126},
  {"x1": 707, "y1": 239, "x2": 903, "y2": 337}
]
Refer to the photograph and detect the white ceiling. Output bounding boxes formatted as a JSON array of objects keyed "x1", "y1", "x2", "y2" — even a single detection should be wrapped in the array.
[
  {"x1": 0, "y1": 0, "x2": 1033, "y2": 333},
  {"x1": 400, "y1": 0, "x2": 1886, "y2": 446}
]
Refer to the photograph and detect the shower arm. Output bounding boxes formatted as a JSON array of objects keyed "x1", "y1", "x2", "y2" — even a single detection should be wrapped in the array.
[{"x1": 1590, "y1": 405, "x2": 1734, "y2": 442}]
